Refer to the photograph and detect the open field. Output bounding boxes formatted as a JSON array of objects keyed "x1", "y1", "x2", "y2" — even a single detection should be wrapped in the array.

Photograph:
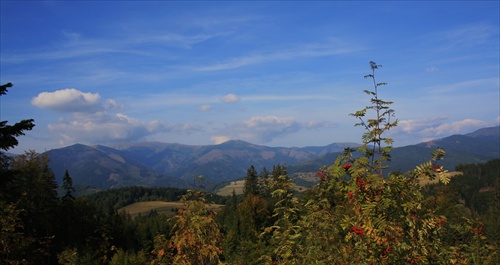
[
  {"x1": 418, "y1": 171, "x2": 463, "y2": 186},
  {"x1": 216, "y1": 179, "x2": 309, "y2": 196},
  {"x1": 216, "y1": 180, "x2": 245, "y2": 196},
  {"x1": 119, "y1": 201, "x2": 224, "y2": 218}
]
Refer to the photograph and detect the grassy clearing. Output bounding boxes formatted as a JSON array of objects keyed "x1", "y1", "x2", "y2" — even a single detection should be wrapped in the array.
[
  {"x1": 216, "y1": 179, "x2": 309, "y2": 196},
  {"x1": 216, "y1": 180, "x2": 245, "y2": 196},
  {"x1": 419, "y1": 171, "x2": 463, "y2": 186},
  {"x1": 119, "y1": 201, "x2": 224, "y2": 218}
]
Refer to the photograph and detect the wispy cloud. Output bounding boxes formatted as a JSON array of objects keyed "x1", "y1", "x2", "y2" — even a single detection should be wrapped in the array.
[
  {"x1": 425, "y1": 23, "x2": 499, "y2": 52},
  {"x1": 244, "y1": 94, "x2": 338, "y2": 102},
  {"x1": 440, "y1": 24, "x2": 498, "y2": 50},
  {"x1": 1, "y1": 30, "x2": 220, "y2": 64},
  {"x1": 422, "y1": 77, "x2": 499, "y2": 94},
  {"x1": 189, "y1": 42, "x2": 363, "y2": 71},
  {"x1": 220, "y1": 93, "x2": 241, "y2": 103},
  {"x1": 425, "y1": 66, "x2": 439, "y2": 73},
  {"x1": 198, "y1": 105, "x2": 212, "y2": 112},
  {"x1": 212, "y1": 115, "x2": 336, "y2": 143}
]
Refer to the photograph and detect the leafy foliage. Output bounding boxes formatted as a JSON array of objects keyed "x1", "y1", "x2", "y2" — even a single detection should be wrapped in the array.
[{"x1": 152, "y1": 189, "x2": 223, "y2": 264}]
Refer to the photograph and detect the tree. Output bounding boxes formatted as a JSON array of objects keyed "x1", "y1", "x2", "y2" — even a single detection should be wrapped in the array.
[
  {"x1": 350, "y1": 61, "x2": 397, "y2": 177},
  {"x1": 9, "y1": 151, "x2": 59, "y2": 263},
  {"x1": 152, "y1": 189, "x2": 223, "y2": 265},
  {"x1": 62, "y1": 169, "x2": 76, "y2": 201},
  {"x1": 0, "y1": 83, "x2": 35, "y2": 152},
  {"x1": 0, "y1": 82, "x2": 37, "y2": 264},
  {"x1": 243, "y1": 165, "x2": 259, "y2": 197}
]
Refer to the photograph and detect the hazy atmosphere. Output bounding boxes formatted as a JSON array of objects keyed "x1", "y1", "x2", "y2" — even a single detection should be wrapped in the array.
[{"x1": 1, "y1": 1, "x2": 499, "y2": 153}]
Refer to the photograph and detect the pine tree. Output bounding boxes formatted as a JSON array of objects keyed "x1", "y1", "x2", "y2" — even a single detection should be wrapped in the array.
[
  {"x1": 0, "y1": 83, "x2": 35, "y2": 152},
  {"x1": 62, "y1": 169, "x2": 76, "y2": 201},
  {"x1": 243, "y1": 165, "x2": 259, "y2": 197}
]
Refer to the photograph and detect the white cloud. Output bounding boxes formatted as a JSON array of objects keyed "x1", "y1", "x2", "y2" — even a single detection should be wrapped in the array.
[
  {"x1": 104, "y1": 99, "x2": 124, "y2": 111},
  {"x1": 221, "y1": 93, "x2": 240, "y2": 103},
  {"x1": 32, "y1": 88, "x2": 102, "y2": 113},
  {"x1": 420, "y1": 119, "x2": 490, "y2": 136},
  {"x1": 198, "y1": 104, "x2": 212, "y2": 112},
  {"x1": 211, "y1": 135, "x2": 231, "y2": 144},
  {"x1": 395, "y1": 117, "x2": 495, "y2": 142},
  {"x1": 244, "y1": 116, "x2": 296, "y2": 128},
  {"x1": 425, "y1": 66, "x2": 439, "y2": 72},
  {"x1": 397, "y1": 117, "x2": 448, "y2": 133}
]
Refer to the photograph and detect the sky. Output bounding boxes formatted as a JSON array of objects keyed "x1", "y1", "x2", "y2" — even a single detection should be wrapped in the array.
[{"x1": 1, "y1": 1, "x2": 499, "y2": 154}]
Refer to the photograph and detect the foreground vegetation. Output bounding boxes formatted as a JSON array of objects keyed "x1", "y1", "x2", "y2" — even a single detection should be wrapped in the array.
[{"x1": 1, "y1": 63, "x2": 499, "y2": 264}]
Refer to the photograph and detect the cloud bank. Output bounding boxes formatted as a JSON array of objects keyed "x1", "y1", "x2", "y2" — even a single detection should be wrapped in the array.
[
  {"x1": 32, "y1": 88, "x2": 200, "y2": 145},
  {"x1": 395, "y1": 117, "x2": 496, "y2": 143}
]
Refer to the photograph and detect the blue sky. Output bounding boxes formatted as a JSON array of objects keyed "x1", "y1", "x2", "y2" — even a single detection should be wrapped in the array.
[{"x1": 1, "y1": 1, "x2": 499, "y2": 153}]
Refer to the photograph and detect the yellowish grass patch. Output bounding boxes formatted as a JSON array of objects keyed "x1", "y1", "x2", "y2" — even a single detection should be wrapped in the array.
[{"x1": 119, "y1": 201, "x2": 224, "y2": 218}]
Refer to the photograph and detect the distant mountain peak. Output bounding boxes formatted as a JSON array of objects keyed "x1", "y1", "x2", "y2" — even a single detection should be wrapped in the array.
[{"x1": 465, "y1": 126, "x2": 500, "y2": 139}]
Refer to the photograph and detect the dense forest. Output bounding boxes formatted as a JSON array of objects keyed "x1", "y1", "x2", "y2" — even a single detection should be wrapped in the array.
[{"x1": 1, "y1": 63, "x2": 499, "y2": 264}]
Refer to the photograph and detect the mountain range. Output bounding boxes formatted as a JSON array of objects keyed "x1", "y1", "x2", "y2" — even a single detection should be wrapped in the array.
[{"x1": 45, "y1": 126, "x2": 499, "y2": 191}]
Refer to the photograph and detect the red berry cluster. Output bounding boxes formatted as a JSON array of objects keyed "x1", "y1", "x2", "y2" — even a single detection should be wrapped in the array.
[
  {"x1": 410, "y1": 257, "x2": 422, "y2": 263},
  {"x1": 472, "y1": 226, "x2": 483, "y2": 234},
  {"x1": 342, "y1": 163, "x2": 352, "y2": 170},
  {"x1": 432, "y1": 164, "x2": 442, "y2": 173},
  {"x1": 317, "y1": 171, "x2": 326, "y2": 181},
  {"x1": 356, "y1": 178, "x2": 366, "y2": 187},
  {"x1": 381, "y1": 245, "x2": 391, "y2": 256},
  {"x1": 350, "y1": 226, "x2": 364, "y2": 236},
  {"x1": 348, "y1": 191, "x2": 354, "y2": 198},
  {"x1": 434, "y1": 217, "x2": 445, "y2": 226}
]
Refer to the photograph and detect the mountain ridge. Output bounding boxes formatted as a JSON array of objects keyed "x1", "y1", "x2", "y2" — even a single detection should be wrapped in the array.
[{"x1": 44, "y1": 126, "x2": 499, "y2": 190}]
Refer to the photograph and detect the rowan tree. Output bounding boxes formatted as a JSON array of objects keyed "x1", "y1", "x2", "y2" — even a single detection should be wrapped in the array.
[
  {"x1": 152, "y1": 189, "x2": 223, "y2": 265},
  {"x1": 262, "y1": 62, "x2": 496, "y2": 264}
]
